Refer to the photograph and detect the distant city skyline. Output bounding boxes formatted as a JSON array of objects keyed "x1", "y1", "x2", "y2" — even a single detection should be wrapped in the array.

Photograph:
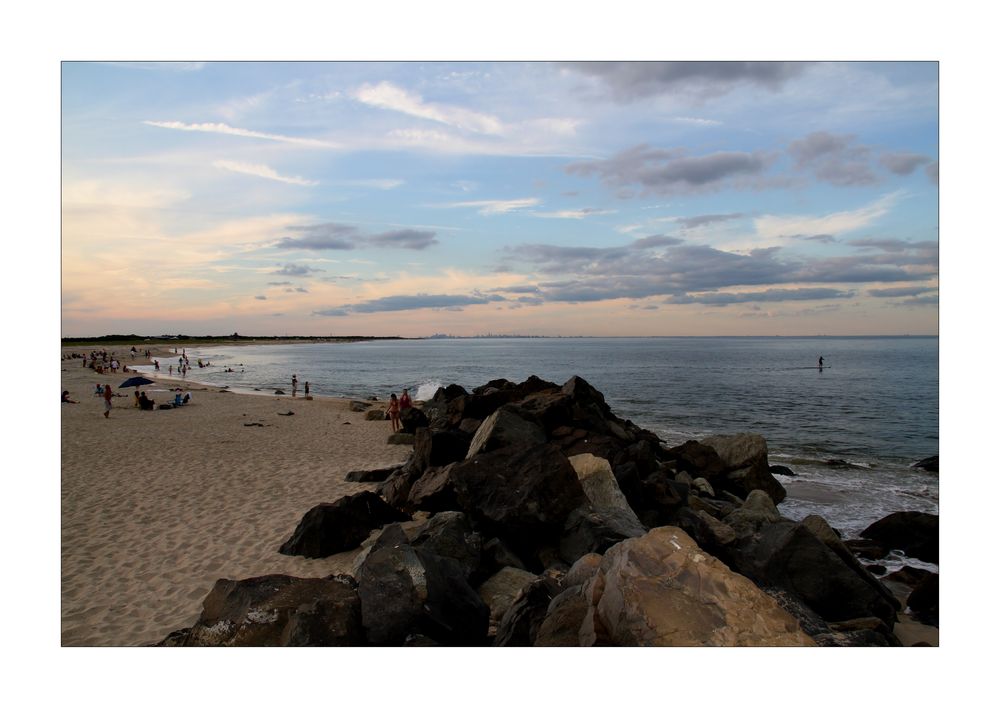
[{"x1": 62, "y1": 61, "x2": 938, "y2": 337}]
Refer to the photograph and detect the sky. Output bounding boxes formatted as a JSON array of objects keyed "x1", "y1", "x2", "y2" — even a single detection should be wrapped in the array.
[{"x1": 61, "y1": 61, "x2": 938, "y2": 337}]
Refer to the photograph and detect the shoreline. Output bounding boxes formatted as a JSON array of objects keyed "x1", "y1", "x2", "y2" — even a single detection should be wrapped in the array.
[{"x1": 60, "y1": 347, "x2": 411, "y2": 646}]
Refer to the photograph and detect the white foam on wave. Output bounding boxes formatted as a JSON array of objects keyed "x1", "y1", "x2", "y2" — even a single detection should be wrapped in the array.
[{"x1": 414, "y1": 380, "x2": 444, "y2": 401}]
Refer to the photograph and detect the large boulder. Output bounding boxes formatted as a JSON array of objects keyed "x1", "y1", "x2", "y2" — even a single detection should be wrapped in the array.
[
  {"x1": 278, "y1": 491, "x2": 409, "y2": 558},
  {"x1": 399, "y1": 406, "x2": 429, "y2": 434},
  {"x1": 575, "y1": 527, "x2": 815, "y2": 646},
  {"x1": 559, "y1": 505, "x2": 647, "y2": 564},
  {"x1": 724, "y1": 489, "x2": 785, "y2": 539},
  {"x1": 860, "y1": 511, "x2": 939, "y2": 564},
  {"x1": 410, "y1": 511, "x2": 483, "y2": 581},
  {"x1": 701, "y1": 433, "x2": 786, "y2": 503},
  {"x1": 568, "y1": 453, "x2": 644, "y2": 530},
  {"x1": 663, "y1": 440, "x2": 727, "y2": 481},
  {"x1": 493, "y1": 576, "x2": 561, "y2": 647},
  {"x1": 729, "y1": 519, "x2": 899, "y2": 626},
  {"x1": 478, "y1": 567, "x2": 539, "y2": 631},
  {"x1": 466, "y1": 405, "x2": 546, "y2": 458},
  {"x1": 377, "y1": 458, "x2": 426, "y2": 508},
  {"x1": 159, "y1": 574, "x2": 364, "y2": 646},
  {"x1": 355, "y1": 524, "x2": 489, "y2": 646},
  {"x1": 415, "y1": 427, "x2": 471, "y2": 469}
]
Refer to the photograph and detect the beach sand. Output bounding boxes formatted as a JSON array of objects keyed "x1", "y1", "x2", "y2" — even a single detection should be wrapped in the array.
[{"x1": 60, "y1": 349, "x2": 410, "y2": 646}]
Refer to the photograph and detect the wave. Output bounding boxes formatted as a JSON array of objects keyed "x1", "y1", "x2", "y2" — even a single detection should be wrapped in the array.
[{"x1": 414, "y1": 379, "x2": 445, "y2": 401}]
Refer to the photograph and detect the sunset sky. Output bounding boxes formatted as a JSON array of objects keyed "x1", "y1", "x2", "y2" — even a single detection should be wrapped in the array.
[{"x1": 61, "y1": 60, "x2": 939, "y2": 337}]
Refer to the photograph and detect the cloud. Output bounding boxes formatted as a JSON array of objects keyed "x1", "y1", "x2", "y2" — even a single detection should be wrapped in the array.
[
  {"x1": 879, "y1": 151, "x2": 933, "y2": 176},
  {"x1": 366, "y1": 229, "x2": 438, "y2": 250},
  {"x1": 354, "y1": 81, "x2": 504, "y2": 135},
  {"x1": 788, "y1": 131, "x2": 877, "y2": 186},
  {"x1": 272, "y1": 263, "x2": 323, "y2": 276},
  {"x1": 532, "y1": 207, "x2": 616, "y2": 219},
  {"x1": 440, "y1": 198, "x2": 541, "y2": 215},
  {"x1": 926, "y1": 161, "x2": 939, "y2": 185},
  {"x1": 674, "y1": 213, "x2": 745, "y2": 229},
  {"x1": 103, "y1": 62, "x2": 206, "y2": 72},
  {"x1": 254, "y1": 295, "x2": 267, "y2": 300},
  {"x1": 267, "y1": 281, "x2": 292, "y2": 286},
  {"x1": 143, "y1": 120, "x2": 339, "y2": 148},
  {"x1": 564, "y1": 61, "x2": 811, "y2": 101},
  {"x1": 665, "y1": 288, "x2": 854, "y2": 306},
  {"x1": 630, "y1": 235, "x2": 684, "y2": 249},
  {"x1": 337, "y1": 178, "x2": 405, "y2": 190},
  {"x1": 213, "y1": 160, "x2": 318, "y2": 186},
  {"x1": 314, "y1": 292, "x2": 507, "y2": 316},
  {"x1": 567, "y1": 144, "x2": 775, "y2": 196},
  {"x1": 275, "y1": 223, "x2": 438, "y2": 251},
  {"x1": 868, "y1": 286, "x2": 937, "y2": 298},
  {"x1": 754, "y1": 192, "x2": 902, "y2": 240}
]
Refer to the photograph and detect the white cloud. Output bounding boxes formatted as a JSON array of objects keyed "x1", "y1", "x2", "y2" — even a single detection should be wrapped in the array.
[
  {"x1": 354, "y1": 81, "x2": 504, "y2": 135},
  {"x1": 754, "y1": 191, "x2": 904, "y2": 240},
  {"x1": 213, "y1": 160, "x2": 318, "y2": 186},
  {"x1": 533, "y1": 208, "x2": 616, "y2": 219},
  {"x1": 143, "y1": 120, "x2": 340, "y2": 148},
  {"x1": 337, "y1": 178, "x2": 404, "y2": 190},
  {"x1": 440, "y1": 198, "x2": 541, "y2": 215},
  {"x1": 673, "y1": 117, "x2": 723, "y2": 126}
]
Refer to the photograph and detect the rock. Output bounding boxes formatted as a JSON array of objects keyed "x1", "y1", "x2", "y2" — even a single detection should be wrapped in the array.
[
  {"x1": 406, "y1": 463, "x2": 461, "y2": 513},
  {"x1": 884, "y1": 565, "x2": 934, "y2": 588},
  {"x1": 568, "y1": 453, "x2": 644, "y2": 526},
  {"x1": 701, "y1": 433, "x2": 786, "y2": 503},
  {"x1": 577, "y1": 527, "x2": 815, "y2": 646},
  {"x1": 478, "y1": 567, "x2": 539, "y2": 629},
  {"x1": 377, "y1": 458, "x2": 425, "y2": 508},
  {"x1": 355, "y1": 524, "x2": 489, "y2": 646},
  {"x1": 481, "y1": 537, "x2": 528, "y2": 575},
  {"x1": 345, "y1": 465, "x2": 401, "y2": 483},
  {"x1": 279, "y1": 491, "x2": 409, "y2": 558},
  {"x1": 844, "y1": 538, "x2": 889, "y2": 560},
  {"x1": 410, "y1": 511, "x2": 482, "y2": 581},
  {"x1": 663, "y1": 440, "x2": 727, "y2": 481},
  {"x1": 428, "y1": 443, "x2": 587, "y2": 554},
  {"x1": 458, "y1": 418, "x2": 482, "y2": 435},
  {"x1": 493, "y1": 576, "x2": 561, "y2": 647},
  {"x1": 535, "y1": 587, "x2": 592, "y2": 646},
  {"x1": 400, "y1": 406, "x2": 429, "y2": 434},
  {"x1": 861, "y1": 511, "x2": 939, "y2": 564},
  {"x1": 769, "y1": 465, "x2": 796, "y2": 477},
  {"x1": 676, "y1": 507, "x2": 737, "y2": 552},
  {"x1": 559, "y1": 505, "x2": 647, "y2": 564},
  {"x1": 349, "y1": 400, "x2": 371, "y2": 412},
  {"x1": 911, "y1": 455, "x2": 938, "y2": 473},
  {"x1": 636, "y1": 470, "x2": 689, "y2": 526},
  {"x1": 728, "y1": 519, "x2": 899, "y2": 626},
  {"x1": 466, "y1": 405, "x2": 546, "y2": 458},
  {"x1": 415, "y1": 427, "x2": 471, "y2": 469},
  {"x1": 159, "y1": 574, "x2": 364, "y2": 646},
  {"x1": 387, "y1": 432, "x2": 415, "y2": 445},
  {"x1": 562, "y1": 553, "x2": 603, "y2": 589},
  {"x1": 723, "y1": 489, "x2": 785, "y2": 539},
  {"x1": 364, "y1": 408, "x2": 386, "y2": 421},
  {"x1": 906, "y1": 573, "x2": 939, "y2": 626},
  {"x1": 691, "y1": 477, "x2": 715, "y2": 497}
]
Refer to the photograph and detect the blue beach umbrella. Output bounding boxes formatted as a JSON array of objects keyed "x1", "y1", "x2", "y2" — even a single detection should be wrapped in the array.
[{"x1": 118, "y1": 376, "x2": 156, "y2": 390}]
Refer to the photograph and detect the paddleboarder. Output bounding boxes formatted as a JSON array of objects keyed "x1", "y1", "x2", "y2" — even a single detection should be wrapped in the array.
[{"x1": 818, "y1": 356, "x2": 824, "y2": 368}]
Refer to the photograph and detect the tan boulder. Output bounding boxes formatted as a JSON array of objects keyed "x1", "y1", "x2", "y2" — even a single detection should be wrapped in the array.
[
  {"x1": 582, "y1": 526, "x2": 815, "y2": 646},
  {"x1": 568, "y1": 453, "x2": 643, "y2": 529}
]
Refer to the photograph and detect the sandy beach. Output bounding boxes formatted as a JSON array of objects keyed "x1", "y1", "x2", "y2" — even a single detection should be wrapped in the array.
[{"x1": 60, "y1": 347, "x2": 410, "y2": 646}]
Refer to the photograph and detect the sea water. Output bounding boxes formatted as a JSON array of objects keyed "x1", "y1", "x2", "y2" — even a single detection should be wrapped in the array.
[{"x1": 141, "y1": 336, "x2": 939, "y2": 562}]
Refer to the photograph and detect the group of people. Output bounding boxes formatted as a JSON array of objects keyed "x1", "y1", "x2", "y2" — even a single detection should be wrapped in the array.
[
  {"x1": 291, "y1": 375, "x2": 310, "y2": 397},
  {"x1": 386, "y1": 388, "x2": 413, "y2": 432}
]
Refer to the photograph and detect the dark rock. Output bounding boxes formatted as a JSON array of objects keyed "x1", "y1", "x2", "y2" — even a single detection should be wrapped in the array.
[
  {"x1": 729, "y1": 519, "x2": 899, "y2": 626},
  {"x1": 364, "y1": 408, "x2": 386, "y2": 421},
  {"x1": 861, "y1": 511, "x2": 939, "y2": 564},
  {"x1": 844, "y1": 538, "x2": 889, "y2": 560},
  {"x1": 349, "y1": 400, "x2": 371, "y2": 412},
  {"x1": 279, "y1": 491, "x2": 409, "y2": 558},
  {"x1": 534, "y1": 587, "x2": 591, "y2": 647},
  {"x1": 663, "y1": 440, "x2": 727, "y2": 481},
  {"x1": 493, "y1": 576, "x2": 561, "y2": 647},
  {"x1": 458, "y1": 418, "x2": 482, "y2": 435},
  {"x1": 466, "y1": 405, "x2": 546, "y2": 458},
  {"x1": 400, "y1": 406, "x2": 429, "y2": 434},
  {"x1": 911, "y1": 455, "x2": 938, "y2": 473},
  {"x1": 414, "y1": 427, "x2": 471, "y2": 469},
  {"x1": 724, "y1": 490, "x2": 785, "y2": 539},
  {"x1": 866, "y1": 564, "x2": 887, "y2": 576},
  {"x1": 410, "y1": 511, "x2": 482, "y2": 581},
  {"x1": 377, "y1": 458, "x2": 425, "y2": 508},
  {"x1": 159, "y1": 574, "x2": 364, "y2": 646},
  {"x1": 769, "y1": 465, "x2": 796, "y2": 477},
  {"x1": 355, "y1": 524, "x2": 489, "y2": 646},
  {"x1": 481, "y1": 537, "x2": 528, "y2": 575},
  {"x1": 345, "y1": 465, "x2": 402, "y2": 483},
  {"x1": 559, "y1": 504, "x2": 646, "y2": 564},
  {"x1": 477, "y1": 566, "x2": 539, "y2": 631},
  {"x1": 387, "y1": 432, "x2": 415, "y2": 445},
  {"x1": 637, "y1": 470, "x2": 689, "y2": 525},
  {"x1": 907, "y1": 573, "x2": 939, "y2": 626},
  {"x1": 675, "y1": 507, "x2": 737, "y2": 555},
  {"x1": 884, "y1": 565, "x2": 934, "y2": 588},
  {"x1": 433, "y1": 383, "x2": 469, "y2": 403},
  {"x1": 406, "y1": 463, "x2": 461, "y2": 513}
]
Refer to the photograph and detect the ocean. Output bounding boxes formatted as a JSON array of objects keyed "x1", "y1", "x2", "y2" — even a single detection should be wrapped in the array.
[{"x1": 140, "y1": 336, "x2": 939, "y2": 568}]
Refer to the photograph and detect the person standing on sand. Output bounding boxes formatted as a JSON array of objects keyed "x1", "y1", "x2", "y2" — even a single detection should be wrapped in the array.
[
  {"x1": 292, "y1": 374, "x2": 298, "y2": 397},
  {"x1": 388, "y1": 393, "x2": 401, "y2": 432},
  {"x1": 304, "y1": 381, "x2": 310, "y2": 397},
  {"x1": 399, "y1": 388, "x2": 412, "y2": 410},
  {"x1": 103, "y1": 384, "x2": 113, "y2": 418}
]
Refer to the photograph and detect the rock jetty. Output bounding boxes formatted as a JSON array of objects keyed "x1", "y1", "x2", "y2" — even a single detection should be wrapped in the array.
[{"x1": 160, "y1": 374, "x2": 937, "y2": 647}]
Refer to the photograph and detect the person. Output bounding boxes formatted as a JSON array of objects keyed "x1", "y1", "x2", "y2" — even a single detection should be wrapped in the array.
[
  {"x1": 292, "y1": 375, "x2": 298, "y2": 396},
  {"x1": 304, "y1": 381, "x2": 310, "y2": 396},
  {"x1": 94, "y1": 383, "x2": 103, "y2": 396},
  {"x1": 103, "y1": 384, "x2": 113, "y2": 418},
  {"x1": 134, "y1": 391, "x2": 141, "y2": 408},
  {"x1": 169, "y1": 365, "x2": 173, "y2": 376},
  {"x1": 174, "y1": 392, "x2": 183, "y2": 406},
  {"x1": 139, "y1": 392, "x2": 154, "y2": 410},
  {"x1": 388, "y1": 393, "x2": 401, "y2": 432},
  {"x1": 62, "y1": 390, "x2": 78, "y2": 404},
  {"x1": 818, "y1": 356, "x2": 825, "y2": 368},
  {"x1": 154, "y1": 360, "x2": 160, "y2": 371},
  {"x1": 399, "y1": 388, "x2": 412, "y2": 410},
  {"x1": 183, "y1": 392, "x2": 191, "y2": 405}
]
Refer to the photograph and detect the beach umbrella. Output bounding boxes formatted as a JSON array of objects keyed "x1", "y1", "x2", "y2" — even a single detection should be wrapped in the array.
[{"x1": 118, "y1": 376, "x2": 156, "y2": 389}]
